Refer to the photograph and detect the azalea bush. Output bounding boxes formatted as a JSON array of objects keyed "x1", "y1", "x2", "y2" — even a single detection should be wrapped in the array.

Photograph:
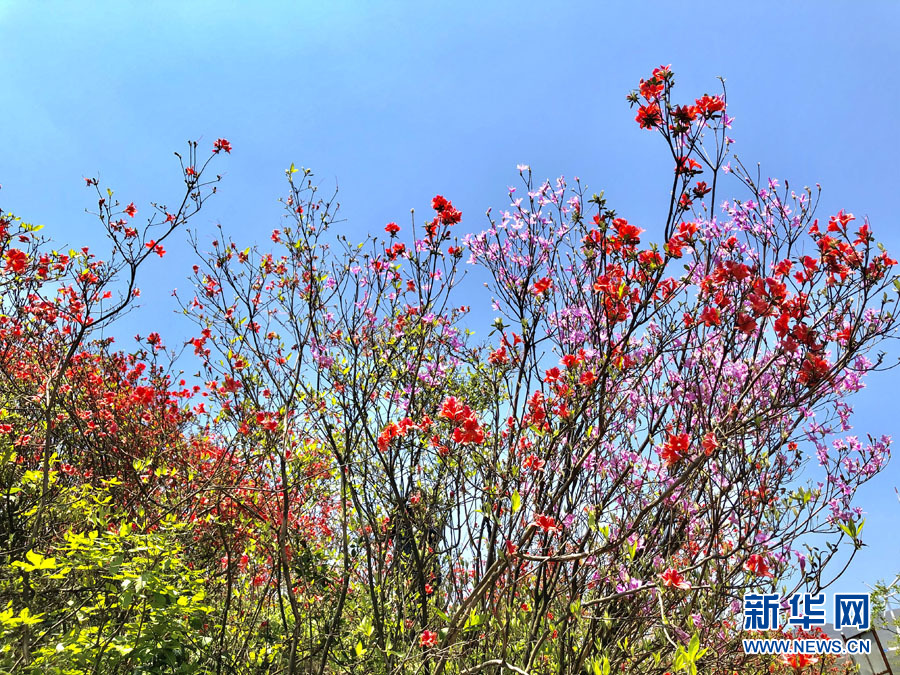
[{"x1": 0, "y1": 67, "x2": 895, "y2": 674}]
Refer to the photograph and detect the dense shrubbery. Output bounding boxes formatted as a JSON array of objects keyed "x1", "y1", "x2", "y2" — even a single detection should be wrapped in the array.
[{"x1": 1, "y1": 68, "x2": 894, "y2": 674}]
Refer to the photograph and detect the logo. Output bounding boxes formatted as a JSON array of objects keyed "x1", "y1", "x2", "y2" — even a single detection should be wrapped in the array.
[{"x1": 742, "y1": 592, "x2": 871, "y2": 656}]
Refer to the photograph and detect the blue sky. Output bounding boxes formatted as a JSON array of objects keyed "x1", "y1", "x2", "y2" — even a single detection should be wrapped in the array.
[{"x1": 1, "y1": 2, "x2": 898, "y2": 599}]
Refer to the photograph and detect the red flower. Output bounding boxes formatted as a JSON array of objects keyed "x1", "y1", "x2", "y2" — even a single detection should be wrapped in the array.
[
  {"x1": 560, "y1": 354, "x2": 579, "y2": 369},
  {"x1": 701, "y1": 432, "x2": 718, "y2": 456},
  {"x1": 385, "y1": 222, "x2": 400, "y2": 236},
  {"x1": 489, "y1": 347, "x2": 509, "y2": 365},
  {"x1": 378, "y1": 422, "x2": 401, "y2": 452},
  {"x1": 798, "y1": 352, "x2": 830, "y2": 385},
  {"x1": 145, "y1": 240, "x2": 166, "y2": 257},
  {"x1": 772, "y1": 259, "x2": 793, "y2": 278},
  {"x1": 523, "y1": 454, "x2": 546, "y2": 472},
  {"x1": 4, "y1": 249, "x2": 28, "y2": 274},
  {"x1": 440, "y1": 206, "x2": 462, "y2": 226},
  {"x1": 735, "y1": 313, "x2": 757, "y2": 335},
  {"x1": 699, "y1": 306, "x2": 721, "y2": 327},
  {"x1": 579, "y1": 371, "x2": 596, "y2": 386},
  {"x1": 744, "y1": 554, "x2": 773, "y2": 578},
  {"x1": 638, "y1": 71, "x2": 667, "y2": 101},
  {"x1": 420, "y1": 630, "x2": 438, "y2": 648},
  {"x1": 533, "y1": 513, "x2": 560, "y2": 534},
  {"x1": 452, "y1": 415, "x2": 484, "y2": 445},
  {"x1": 692, "y1": 181, "x2": 711, "y2": 198},
  {"x1": 635, "y1": 103, "x2": 662, "y2": 129},
  {"x1": 674, "y1": 157, "x2": 703, "y2": 176},
  {"x1": 672, "y1": 104, "x2": 698, "y2": 126},
  {"x1": 255, "y1": 412, "x2": 279, "y2": 432},
  {"x1": 544, "y1": 367, "x2": 561, "y2": 383},
  {"x1": 131, "y1": 386, "x2": 154, "y2": 406},
  {"x1": 652, "y1": 64, "x2": 672, "y2": 80},
  {"x1": 439, "y1": 396, "x2": 466, "y2": 422},
  {"x1": 659, "y1": 433, "x2": 689, "y2": 466},
  {"x1": 531, "y1": 276, "x2": 552, "y2": 295},
  {"x1": 213, "y1": 138, "x2": 232, "y2": 154},
  {"x1": 695, "y1": 94, "x2": 726, "y2": 117},
  {"x1": 613, "y1": 218, "x2": 643, "y2": 245},
  {"x1": 660, "y1": 567, "x2": 691, "y2": 590},
  {"x1": 124, "y1": 202, "x2": 137, "y2": 218},
  {"x1": 781, "y1": 654, "x2": 818, "y2": 669}
]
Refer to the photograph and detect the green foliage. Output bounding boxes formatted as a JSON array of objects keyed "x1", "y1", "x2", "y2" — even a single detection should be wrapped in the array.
[
  {"x1": 672, "y1": 634, "x2": 707, "y2": 675},
  {"x1": 0, "y1": 478, "x2": 213, "y2": 674}
]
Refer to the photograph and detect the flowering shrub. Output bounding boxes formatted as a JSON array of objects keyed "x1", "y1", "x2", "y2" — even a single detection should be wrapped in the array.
[{"x1": 0, "y1": 67, "x2": 895, "y2": 674}]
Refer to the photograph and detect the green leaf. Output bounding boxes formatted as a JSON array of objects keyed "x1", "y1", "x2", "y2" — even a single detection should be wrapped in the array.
[
  {"x1": 12, "y1": 550, "x2": 57, "y2": 572},
  {"x1": 688, "y1": 633, "x2": 700, "y2": 658},
  {"x1": 511, "y1": 490, "x2": 521, "y2": 514}
]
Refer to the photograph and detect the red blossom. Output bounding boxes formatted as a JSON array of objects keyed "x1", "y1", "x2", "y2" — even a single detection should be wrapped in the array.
[
  {"x1": 744, "y1": 554, "x2": 773, "y2": 578},
  {"x1": 533, "y1": 514, "x2": 560, "y2": 534},
  {"x1": 692, "y1": 181, "x2": 711, "y2": 197},
  {"x1": 531, "y1": 276, "x2": 552, "y2": 295},
  {"x1": 439, "y1": 396, "x2": 466, "y2": 422},
  {"x1": 660, "y1": 567, "x2": 691, "y2": 589},
  {"x1": 613, "y1": 218, "x2": 643, "y2": 245},
  {"x1": 4, "y1": 249, "x2": 28, "y2": 274},
  {"x1": 635, "y1": 103, "x2": 662, "y2": 129},
  {"x1": 699, "y1": 306, "x2": 721, "y2": 327},
  {"x1": 522, "y1": 454, "x2": 546, "y2": 472},
  {"x1": 780, "y1": 654, "x2": 818, "y2": 669},
  {"x1": 452, "y1": 415, "x2": 484, "y2": 445},
  {"x1": 736, "y1": 313, "x2": 757, "y2": 335},
  {"x1": 145, "y1": 240, "x2": 166, "y2": 257},
  {"x1": 674, "y1": 156, "x2": 703, "y2": 176},
  {"x1": 798, "y1": 352, "x2": 830, "y2": 386},
  {"x1": 672, "y1": 104, "x2": 698, "y2": 126},
  {"x1": 560, "y1": 354, "x2": 579, "y2": 369},
  {"x1": 489, "y1": 347, "x2": 509, "y2": 365},
  {"x1": 701, "y1": 432, "x2": 719, "y2": 456},
  {"x1": 695, "y1": 94, "x2": 726, "y2": 117},
  {"x1": 659, "y1": 433, "x2": 689, "y2": 466}
]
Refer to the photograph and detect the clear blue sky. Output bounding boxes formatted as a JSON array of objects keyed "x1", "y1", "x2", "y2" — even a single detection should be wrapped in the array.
[{"x1": 1, "y1": 2, "x2": 898, "y2": 598}]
